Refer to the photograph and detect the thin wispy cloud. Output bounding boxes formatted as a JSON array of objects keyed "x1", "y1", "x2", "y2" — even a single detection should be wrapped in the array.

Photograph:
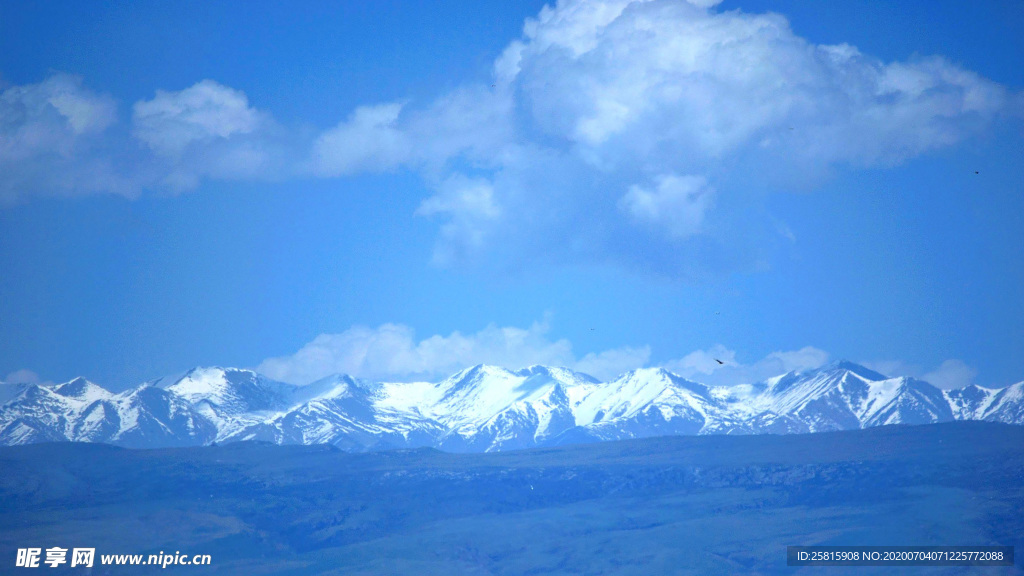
[
  {"x1": 2, "y1": 369, "x2": 44, "y2": 385},
  {"x1": 0, "y1": 74, "x2": 129, "y2": 200},
  {"x1": 922, "y1": 359, "x2": 979, "y2": 389},
  {"x1": 862, "y1": 358, "x2": 980, "y2": 390}
]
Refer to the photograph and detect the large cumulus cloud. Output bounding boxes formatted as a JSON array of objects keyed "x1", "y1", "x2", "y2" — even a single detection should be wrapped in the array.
[
  {"x1": 394, "y1": 0, "x2": 1010, "y2": 273},
  {"x1": 1, "y1": 0, "x2": 1016, "y2": 275}
]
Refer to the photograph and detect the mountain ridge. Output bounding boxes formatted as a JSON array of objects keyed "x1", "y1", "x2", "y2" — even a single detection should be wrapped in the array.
[{"x1": 2, "y1": 361, "x2": 1022, "y2": 451}]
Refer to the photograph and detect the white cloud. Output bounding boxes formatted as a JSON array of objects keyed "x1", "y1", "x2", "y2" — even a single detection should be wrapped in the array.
[
  {"x1": 259, "y1": 327, "x2": 986, "y2": 391},
  {"x1": 1, "y1": 76, "x2": 285, "y2": 201},
  {"x1": 3, "y1": 369, "x2": 41, "y2": 385},
  {"x1": 353, "y1": 0, "x2": 1012, "y2": 272},
  {"x1": 666, "y1": 349, "x2": 987, "y2": 390},
  {"x1": 620, "y1": 174, "x2": 713, "y2": 238},
  {"x1": 505, "y1": 2, "x2": 1007, "y2": 165},
  {"x1": 860, "y1": 359, "x2": 918, "y2": 380},
  {"x1": 1, "y1": 1, "x2": 1017, "y2": 278},
  {"x1": 43, "y1": 82, "x2": 117, "y2": 135},
  {"x1": 664, "y1": 344, "x2": 829, "y2": 385},
  {"x1": 869, "y1": 357, "x2": 977, "y2": 390},
  {"x1": 130, "y1": 80, "x2": 286, "y2": 190},
  {"x1": 665, "y1": 344, "x2": 737, "y2": 376},
  {"x1": 257, "y1": 320, "x2": 648, "y2": 384},
  {"x1": 258, "y1": 321, "x2": 836, "y2": 386},
  {"x1": 0, "y1": 74, "x2": 127, "y2": 202},
  {"x1": 310, "y1": 102, "x2": 411, "y2": 176},
  {"x1": 0, "y1": 74, "x2": 117, "y2": 144},
  {"x1": 575, "y1": 345, "x2": 652, "y2": 381},
  {"x1": 132, "y1": 80, "x2": 260, "y2": 156},
  {"x1": 763, "y1": 346, "x2": 832, "y2": 373},
  {"x1": 922, "y1": 360, "x2": 977, "y2": 389},
  {"x1": 417, "y1": 176, "x2": 500, "y2": 221},
  {"x1": 416, "y1": 174, "x2": 502, "y2": 264},
  {"x1": 859, "y1": 357, "x2": 984, "y2": 390}
]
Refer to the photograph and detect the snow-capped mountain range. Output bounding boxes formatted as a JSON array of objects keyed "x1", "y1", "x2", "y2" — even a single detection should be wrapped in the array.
[{"x1": 1, "y1": 362, "x2": 1022, "y2": 451}]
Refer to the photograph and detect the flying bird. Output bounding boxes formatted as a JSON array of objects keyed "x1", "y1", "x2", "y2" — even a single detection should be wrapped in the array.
[
  {"x1": 714, "y1": 358, "x2": 724, "y2": 365},
  {"x1": 975, "y1": 171, "x2": 979, "y2": 174}
]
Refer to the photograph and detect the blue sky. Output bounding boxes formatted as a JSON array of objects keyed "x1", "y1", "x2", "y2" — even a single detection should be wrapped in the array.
[{"x1": 1, "y1": 0, "x2": 1022, "y2": 390}]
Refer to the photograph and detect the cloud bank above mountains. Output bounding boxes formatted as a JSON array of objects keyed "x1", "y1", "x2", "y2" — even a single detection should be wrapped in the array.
[
  {"x1": 253, "y1": 320, "x2": 978, "y2": 389},
  {"x1": 2, "y1": 0, "x2": 1016, "y2": 275},
  {"x1": 255, "y1": 320, "x2": 652, "y2": 384},
  {"x1": 2, "y1": 315, "x2": 985, "y2": 390}
]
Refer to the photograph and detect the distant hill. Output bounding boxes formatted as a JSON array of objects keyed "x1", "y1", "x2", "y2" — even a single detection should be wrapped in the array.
[{"x1": 0, "y1": 422, "x2": 1021, "y2": 574}]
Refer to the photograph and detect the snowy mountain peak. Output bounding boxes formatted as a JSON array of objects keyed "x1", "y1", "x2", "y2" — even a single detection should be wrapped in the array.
[
  {"x1": 163, "y1": 367, "x2": 296, "y2": 416},
  {"x1": 290, "y1": 373, "x2": 375, "y2": 406},
  {"x1": 513, "y1": 365, "x2": 553, "y2": 377},
  {"x1": 53, "y1": 377, "x2": 111, "y2": 401},
  {"x1": 0, "y1": 381, "x2": 38, "y2": 405},
  {"x1": 513, "y1": 365, "x2": 600, "y2": 384},
  {"x1": 624, "y1": 366, "x2": 673, "y2": 378},
  {"x1": 437, "y1": 364, "x2": 517, "y2": 401},
  {"x1": 982, "y1": 381, "x2": 1024, "y2": 424},
  {"x1": 617, "y1": 366, "x2": 708, "y2": 394},
  {"x1": 825, "y1": 360, "x2": 889, "y2": 381},
  {"x1": 453, "y1": 364, "x2": 514, "y2": 380}
]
